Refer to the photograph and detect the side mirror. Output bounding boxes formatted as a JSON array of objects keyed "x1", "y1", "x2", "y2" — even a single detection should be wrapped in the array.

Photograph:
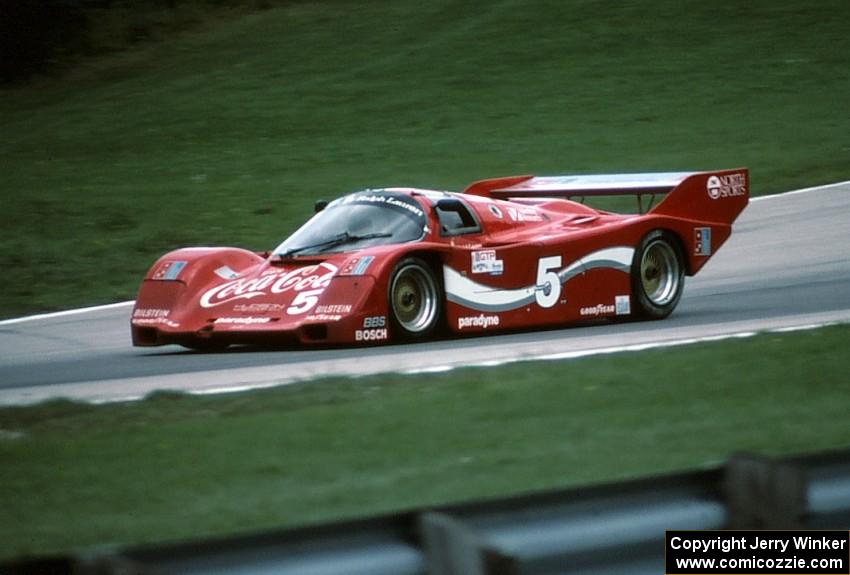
[{"x1": 314, "y1": 200, "x2": 328, "y2": 213}]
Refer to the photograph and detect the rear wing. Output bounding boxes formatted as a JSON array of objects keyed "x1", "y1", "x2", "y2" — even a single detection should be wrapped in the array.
[{"x1": 464, "y1": 169, "x2": 749, "y2": 225}]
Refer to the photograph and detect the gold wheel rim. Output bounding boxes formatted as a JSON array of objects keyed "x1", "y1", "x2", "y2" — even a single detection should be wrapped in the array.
[
  {"x1": 640, "y1": 240, "x2": 679, "y2": 306},
  {"x1": 391, "y1": 263, "x2": 438, "y2": 333}
]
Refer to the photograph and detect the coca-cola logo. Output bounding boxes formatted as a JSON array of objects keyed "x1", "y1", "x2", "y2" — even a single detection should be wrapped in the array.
[{"x1": 200, "y1": 262, "x2": 338, "y2": 316}]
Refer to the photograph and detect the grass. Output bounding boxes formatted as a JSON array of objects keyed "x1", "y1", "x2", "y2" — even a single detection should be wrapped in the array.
[
  {"x1": 1, "y1": 324, "x2": 849, "y2": 559},
  {"x1": 1, "y1": 0, "x2": 849, "y2": 317}
]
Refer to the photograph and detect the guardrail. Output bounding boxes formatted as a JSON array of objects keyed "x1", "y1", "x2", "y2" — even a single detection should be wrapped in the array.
[{"x1": 4, "y1": 449, "x2": 850, "y2": 575}]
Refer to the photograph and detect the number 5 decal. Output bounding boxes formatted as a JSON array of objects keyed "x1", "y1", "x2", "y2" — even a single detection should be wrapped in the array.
[
  {"x1": 536, "y1": 256, "x2": 562, "y2": 308},
  {"x1": 286, "y1": 288, "x2": 323, "y2": 315}
]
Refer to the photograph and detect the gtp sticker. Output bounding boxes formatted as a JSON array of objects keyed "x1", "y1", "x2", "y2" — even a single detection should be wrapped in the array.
[{"x1": 471, "y1": 250, "x2": 504, "y2": 275}]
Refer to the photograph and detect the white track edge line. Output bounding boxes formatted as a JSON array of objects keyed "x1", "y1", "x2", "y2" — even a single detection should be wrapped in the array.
[
  {"x1": 180, "y1": 320, "x2": 848, "y2": 399},
  {"x1": 401, "y1": 321, "x2": 844, "y2": 376},
  {"x1": 0, "y1": 301, "x2": 135, "y2": 326},
  {"x1": 1, "y1": 179, "x2": 847, "y2": 326},
  {"x1": 10, "y1": 318, "x2": 848, "y2": 406},
  {"x1": 750, "y1": 179, "x2": 850, "y2": 202}
]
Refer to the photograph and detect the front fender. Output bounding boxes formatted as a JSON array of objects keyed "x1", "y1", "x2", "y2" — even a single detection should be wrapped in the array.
[{"x1": 133, "y1": 247, "x2": 265, "y2": 328}]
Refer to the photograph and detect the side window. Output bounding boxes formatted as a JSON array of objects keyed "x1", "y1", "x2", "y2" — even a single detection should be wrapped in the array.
[{"x1": 435, "y1": 199, "x2": 481, "y2": 236}]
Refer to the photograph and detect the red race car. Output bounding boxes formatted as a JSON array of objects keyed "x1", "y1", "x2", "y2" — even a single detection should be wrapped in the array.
[{"x1": 132, "y1": 169, "x2": 748, "y2": 349}]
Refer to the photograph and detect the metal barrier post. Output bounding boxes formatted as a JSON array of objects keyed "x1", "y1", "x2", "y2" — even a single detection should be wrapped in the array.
[
  {"x1": 419, "y1": 512, "x2": 518, "y2": 575},
  {"x1": 723, "y1": 452, "x2": 806, "y2": 528}
]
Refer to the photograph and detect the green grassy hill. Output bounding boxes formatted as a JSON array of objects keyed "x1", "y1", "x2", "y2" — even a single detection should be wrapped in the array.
[{"x1": 2, "y1": 0, "x2": 849, "y2": 317}]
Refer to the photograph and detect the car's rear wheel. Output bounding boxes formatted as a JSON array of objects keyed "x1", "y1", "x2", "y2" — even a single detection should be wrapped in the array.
[
  {"x1": 388, "y1": 257, "x2": 442, "y2": 339},
  {"x1": 631, "y1": 230, "x2": 684, "y2": 319}
]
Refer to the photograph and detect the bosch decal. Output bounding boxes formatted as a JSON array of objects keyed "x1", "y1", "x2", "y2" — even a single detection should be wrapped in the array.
[
  {"x1": 355, "y1": 328, "x2": 388, "y2": 341},
  {"x1": 354, "y1": 316, "x2": 388, "y2": 341}
]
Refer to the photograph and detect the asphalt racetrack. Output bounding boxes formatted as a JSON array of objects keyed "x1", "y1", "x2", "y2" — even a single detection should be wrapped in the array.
[{"x1": 2, "y1": 182, "x2": 849, "y2": 405}]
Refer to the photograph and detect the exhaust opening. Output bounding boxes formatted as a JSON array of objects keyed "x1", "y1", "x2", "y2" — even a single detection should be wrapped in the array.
[{"x1": 300, "y1": 324, "x2": 328, "y2": 341}]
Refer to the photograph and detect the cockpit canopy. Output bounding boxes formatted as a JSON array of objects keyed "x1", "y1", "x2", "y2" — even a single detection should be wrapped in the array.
[{"x1": 273, "y1": 190, "x2": 427, "y2": 257}]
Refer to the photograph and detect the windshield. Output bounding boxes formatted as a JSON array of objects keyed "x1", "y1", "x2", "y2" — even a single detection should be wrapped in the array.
[{"x1": 273, "y1": 190, "x2": 427, "y2": 257}]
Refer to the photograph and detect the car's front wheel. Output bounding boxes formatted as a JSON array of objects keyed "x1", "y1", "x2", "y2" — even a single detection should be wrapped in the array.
[
  {"x1": 388, "y1": 257, "x2": 443, "y2": 339},
  {"x1": 631, "y1": 230, "x2": 684, "y2": 319}
]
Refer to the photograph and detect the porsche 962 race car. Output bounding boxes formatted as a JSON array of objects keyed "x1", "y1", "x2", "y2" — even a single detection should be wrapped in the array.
[{"x1": 132, "y1": 169, "x2": 748, "y2": 349}]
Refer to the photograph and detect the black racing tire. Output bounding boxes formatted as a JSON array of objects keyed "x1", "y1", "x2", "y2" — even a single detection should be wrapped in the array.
[
  {"x1": 630, "y1": 230, "x2": 685, "y2": 319},
  {"x1": 388, "y1": 257, "x2": 443, "y2": 340}
]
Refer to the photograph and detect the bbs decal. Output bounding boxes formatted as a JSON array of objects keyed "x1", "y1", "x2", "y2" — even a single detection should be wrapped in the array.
[{"x1": 363, "y1": 316, "x2": 386, "y2": 328}]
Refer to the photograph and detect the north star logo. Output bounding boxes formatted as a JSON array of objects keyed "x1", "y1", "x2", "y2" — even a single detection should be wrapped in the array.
[
  {"x1": 200, "y1": 263, "x2": 338, "y2": 309},
  {"x1": 707, "y1": 173, "x2": 746, "y2": 200}
]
